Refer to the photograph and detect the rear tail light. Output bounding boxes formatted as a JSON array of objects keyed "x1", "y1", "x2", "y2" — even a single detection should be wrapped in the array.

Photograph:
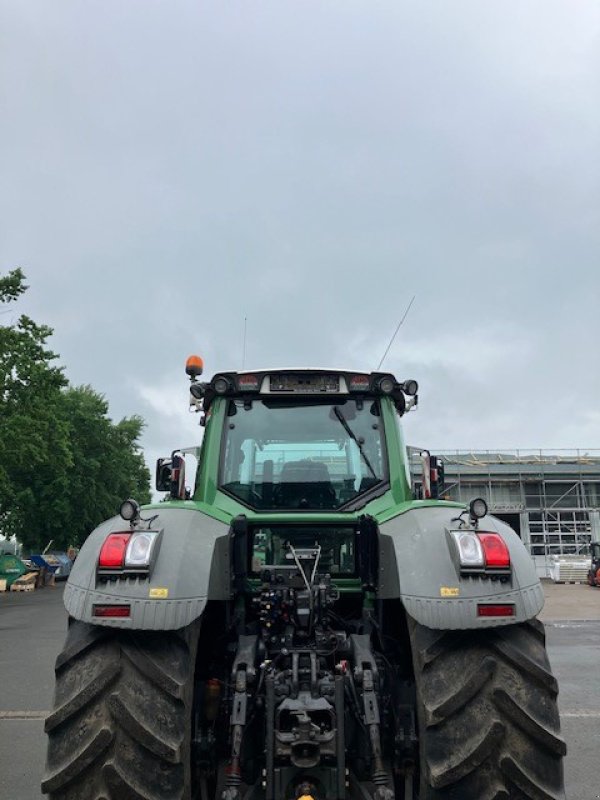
[
  {"x1": 450, "y1": 530, "x2": 511, "y2": 573},
  {"x1": 477, "y1": 604, "x2": 515, "y2": 618},
  {"x1": 478, "y1": 533, "x2": 511, "y2": 569},
  {"x1": 450, "y1": 531, "x2": 484, "y2": 568},
  {"x1": 98, "y1": 530, "x2": 161, "y2": 574},
  {"x1": 125, "y1": 531, "x2": 160, "y2": 568},
  {"x1": 93, "y1": 604, "x2": 131, "y2": 618},
  {"x1": 98, "y1": 533, "x2": 131, "y2": 568}
]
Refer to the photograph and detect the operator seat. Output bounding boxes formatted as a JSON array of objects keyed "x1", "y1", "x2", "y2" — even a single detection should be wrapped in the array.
[{"x1": 274, "y1": 460, "x2": 337, "y2": 509}]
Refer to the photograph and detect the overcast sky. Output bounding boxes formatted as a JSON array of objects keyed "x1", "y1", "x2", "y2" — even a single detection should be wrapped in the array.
[{"x1": 1, "y1": 1, "x2": 599, "y2": 483}]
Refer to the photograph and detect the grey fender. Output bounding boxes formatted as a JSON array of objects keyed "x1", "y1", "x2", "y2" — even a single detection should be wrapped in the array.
[
  {"x1": 64, "y1": 505, "x2": 230, "y2": 630},
  {"x1": 378, "y1": 506, "x2": 544, "y2": 629}
]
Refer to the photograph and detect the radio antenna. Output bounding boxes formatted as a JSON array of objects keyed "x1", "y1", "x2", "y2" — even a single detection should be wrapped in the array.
[
  {"x1": 377, "y1": 295, "x2": 416, "y2": 370},
  {"x1": 241, "y1": 316, "x2": 248, "y2": 370}
]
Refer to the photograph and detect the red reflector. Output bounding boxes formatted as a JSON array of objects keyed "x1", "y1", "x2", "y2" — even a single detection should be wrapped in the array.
[
  {"x1": 477, "y1": 604, "x2": 515, "y2": 617},
  {"x1": 349, "y1": 375, "x2": 370, "y2": 391},
  {"x1": 238, "y1": 374, "x2": 259, "y2": 391},
  {"x1": 478, "y1": 533, "x2": 510, "y2": 568},
  {"x1": 98, "y1": 532, "x2": 131, "y2": 568},
  {"x1": 93, "y1": 604, "x2": 131, "y2": 618}
]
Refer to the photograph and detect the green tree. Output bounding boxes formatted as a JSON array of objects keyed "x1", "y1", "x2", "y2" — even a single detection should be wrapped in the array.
[
  {"x1": 0, "y1": 270, "x2": 151, "y2": 551},
  {"x1": 0, "y1": 269, "x2": 70, "y2": 543},
  {"x1": 55, "y1": 386, "x2": 151, "y2": 548}
]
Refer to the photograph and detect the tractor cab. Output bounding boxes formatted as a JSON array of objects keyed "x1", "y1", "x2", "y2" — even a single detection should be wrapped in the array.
[
  {"x1": 219, "y1": 391, "x2": 386, "y2": 510},
  {"x1": 161, "y1": 364, "x2": 421, "y2": 514}
]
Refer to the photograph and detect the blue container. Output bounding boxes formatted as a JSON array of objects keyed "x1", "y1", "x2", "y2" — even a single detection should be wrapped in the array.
[{"x1": 29, "y1": 553, "x2": 72, "y2": 580}]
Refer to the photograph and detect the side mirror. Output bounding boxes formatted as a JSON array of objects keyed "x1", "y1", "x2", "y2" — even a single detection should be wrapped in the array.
[
  {"x1": 431, "y1": 455, "x2": 445, "y2": 499},
  {"x1": 156, "y1": 458, "x2": 172, "y2": 492},
  {"x1": 156, "y1": 452, "x2": 187, "y2": 499},
  {"x1": 420, "y1": 450, "x2": 432, "y2": 498},
  {"x1": 171, "y1": 453, "x2": 186, "y2": 499},
  {"x1": 418, "y1": 451, "x2": 445, "y2": 499}
]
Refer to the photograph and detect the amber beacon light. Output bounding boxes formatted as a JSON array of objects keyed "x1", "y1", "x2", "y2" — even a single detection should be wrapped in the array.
[{"x1": 185, "y1": 354, "x2": 204, "y2": 378}]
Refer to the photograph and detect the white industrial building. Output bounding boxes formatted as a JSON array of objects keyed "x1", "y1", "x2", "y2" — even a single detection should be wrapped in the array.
[{"x1": 415, "y1": 450, "x2": 600, "y2": 579}]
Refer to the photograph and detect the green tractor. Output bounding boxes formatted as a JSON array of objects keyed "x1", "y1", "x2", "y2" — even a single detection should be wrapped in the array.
[{"x1": 43, "y1": 364, "x2": 566, "y2": 800}]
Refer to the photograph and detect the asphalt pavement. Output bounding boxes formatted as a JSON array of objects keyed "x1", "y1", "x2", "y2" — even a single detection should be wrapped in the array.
[
  {"x1": 0, "y1": 584, "x2": 67, "y2": 800},
  {"x1": 1, "y1": 582, "x2": 599, "y2": 799}
]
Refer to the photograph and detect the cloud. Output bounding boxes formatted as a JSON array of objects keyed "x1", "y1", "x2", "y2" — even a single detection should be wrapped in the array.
[{"x1": 1, "y1": 0, "x2": 598, "y2": 476}]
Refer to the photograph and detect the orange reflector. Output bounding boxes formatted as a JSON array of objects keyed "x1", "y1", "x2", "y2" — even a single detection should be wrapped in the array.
[
  {"x1": 204, "y1": 678, "x2": 221, "y2": 721},
  {"x1": 477, "y1": 604, "x2": 515, "y2": 617},
  {"x1": 185, "y1": 355, "x2": 204, "y2": 377},
  {"x1": 93, "y1": 604, "x2": 131, "y2": 618}
]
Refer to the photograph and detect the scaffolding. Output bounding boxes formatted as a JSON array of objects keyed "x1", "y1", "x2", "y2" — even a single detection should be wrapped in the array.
[{"x1": 409, "y1": 449, "x2": 600, "y2": 578}]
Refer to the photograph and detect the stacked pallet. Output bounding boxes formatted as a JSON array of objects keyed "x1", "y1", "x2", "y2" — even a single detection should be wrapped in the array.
[
  {"x1": 549, "y1": 557, "x2": 590, "y2": 584},
  {"x1": 10, "y1": 572, "x2": 38, "y2": 592}
]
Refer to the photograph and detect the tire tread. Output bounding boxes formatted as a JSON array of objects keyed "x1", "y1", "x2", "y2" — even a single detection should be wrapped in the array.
[
  {"x1": 43, "y1": 620, "x2": 198, "y2": 799},
  {"x1": 410, "y1": 618, "x2": 566, "y2": 799}
]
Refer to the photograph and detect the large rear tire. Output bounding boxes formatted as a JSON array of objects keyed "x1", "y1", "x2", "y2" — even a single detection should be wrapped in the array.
[
  {"x1": 42, "y1": 619, "x2": 199, "y2": 800},
  {"x1": 409, "y1": 618, "x2": 566, "y2": 800}
]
